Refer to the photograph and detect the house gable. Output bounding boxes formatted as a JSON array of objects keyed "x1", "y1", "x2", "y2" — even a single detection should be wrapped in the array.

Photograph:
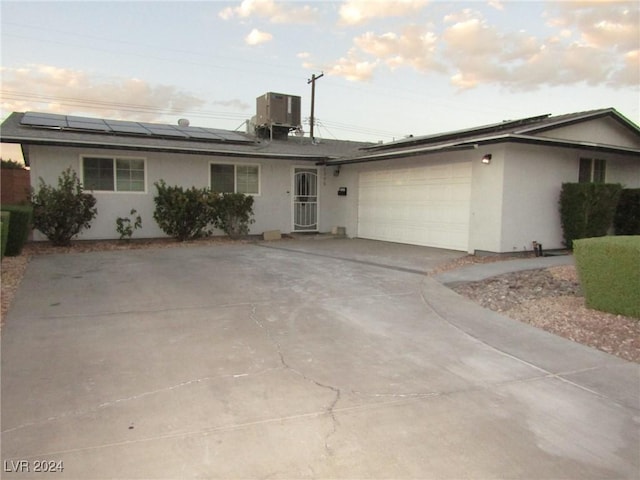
[{"x1": 529, "y1": 116, "x2": 640, "y2": 149}]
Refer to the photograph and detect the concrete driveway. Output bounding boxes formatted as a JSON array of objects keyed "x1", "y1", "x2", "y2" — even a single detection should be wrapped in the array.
[{"x1": 1, "y1": 239, "x2": 638, "y2": 479}]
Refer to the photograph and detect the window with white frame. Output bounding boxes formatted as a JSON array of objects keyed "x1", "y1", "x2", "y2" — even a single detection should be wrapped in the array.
[
  {"x1": 82, "y1": 157, "x2": 145, "y2": 192},
  {"x1": 578, "y1": 158, "x2": 606, "y2": 183},
  {"x1": 210, "y1": 163, "x2": 260, "y2": 195}
]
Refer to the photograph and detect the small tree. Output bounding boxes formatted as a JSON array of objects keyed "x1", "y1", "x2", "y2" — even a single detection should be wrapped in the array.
[
  {"x1": 116, "y1": 209, "x2": 142, "y2": 241},
  {"x1": 31, "y1": 168, "x2": 97, "y2": 246},
  {"x1": 153, "y1": 180, "x2": 218, "y2": 241},
  {"x1": 1, "y1": 159, "x2": 27, "y2": 169},
  {"x1": 214, "y1": 193, "x2": 255, "y2": 238}
]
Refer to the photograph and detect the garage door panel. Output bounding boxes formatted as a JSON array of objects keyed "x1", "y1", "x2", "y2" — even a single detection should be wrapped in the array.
[{"x1": 358, "y1": 163, "x2": 471, "y2": 251}]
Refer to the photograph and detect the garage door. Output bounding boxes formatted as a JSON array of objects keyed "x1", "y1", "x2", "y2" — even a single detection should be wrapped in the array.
[{"x1": 358, "y1": 162, "x2": 471, "y2": 251}]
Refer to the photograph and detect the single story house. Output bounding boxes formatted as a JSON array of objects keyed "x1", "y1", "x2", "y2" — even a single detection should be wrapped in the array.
[{"x1": 1, "y1": 107, "x2": 639, "y2": 254}]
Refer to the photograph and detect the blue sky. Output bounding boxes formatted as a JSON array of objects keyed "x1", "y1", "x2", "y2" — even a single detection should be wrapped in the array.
[{"x1": 1, "y1": 0, "x2": 638, "y2": 161}]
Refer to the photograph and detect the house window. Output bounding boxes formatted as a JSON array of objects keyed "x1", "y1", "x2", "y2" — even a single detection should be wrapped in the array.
[
  {"x1": 210, "y1": 163, "x2": 260, "y2": 195},
  {"x1": 578, "y1": 158, "x2": 606, "y2": 183},
  {"x1": 82, "y1": 157, "x2": 145, "y2": 192}
]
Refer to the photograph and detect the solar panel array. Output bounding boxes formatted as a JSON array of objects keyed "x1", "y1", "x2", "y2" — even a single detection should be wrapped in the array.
[{"x1": 20, "y1": 112, "x2": 252, "y2": 144}]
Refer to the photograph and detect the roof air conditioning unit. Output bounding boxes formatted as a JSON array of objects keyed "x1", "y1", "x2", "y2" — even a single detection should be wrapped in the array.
[{"x1": 255, "y1": 92, "x2": 301, "y2": 140}]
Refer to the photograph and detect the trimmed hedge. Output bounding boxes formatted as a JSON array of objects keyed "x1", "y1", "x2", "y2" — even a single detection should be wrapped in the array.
[
  {"x1": 0, "y1": 205, "x2": 32, "y2": 256},
  {"x1": 1, "y1": 211, "x2": 10, "y2": 259},
  {"x1": 559, "y1": 183, "x2": 622, "y2": 249},
  {"x1": 614, "y1": 189, "x2": 640, "y2": 235},
  {"x1": 574, "y1": 236, "x2": 640, "y2": 318}
]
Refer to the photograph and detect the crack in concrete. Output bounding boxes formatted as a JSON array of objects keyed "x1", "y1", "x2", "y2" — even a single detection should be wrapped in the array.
[
  {"x1": 250, "y1": 304, "x2": 341, "y2": 455},
  {"x1": 1, "y1": 368, "x2": 277, "y2": 435}
]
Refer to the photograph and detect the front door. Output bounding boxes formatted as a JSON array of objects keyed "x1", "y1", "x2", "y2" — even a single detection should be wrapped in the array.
[{"x1": 293, "y1": 168, "x2": 318, "y2": 231}]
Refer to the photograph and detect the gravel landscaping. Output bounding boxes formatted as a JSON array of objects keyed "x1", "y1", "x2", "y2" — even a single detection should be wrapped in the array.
[
  {"x1": 2, "y1": 239, "x2": 638, "y2": 363},
  {"x1": 449, "y1": 265, "x2": 640, "y2": 363}
]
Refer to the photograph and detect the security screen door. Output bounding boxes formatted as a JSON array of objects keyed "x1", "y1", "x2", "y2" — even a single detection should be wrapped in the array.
[{"x1": 293, "y1": 168, "x2": 318, "y2": 231}]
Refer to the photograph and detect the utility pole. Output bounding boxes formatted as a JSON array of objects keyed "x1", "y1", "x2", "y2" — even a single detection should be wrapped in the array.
[{"x1": 307, "y1": 72, "x2": 324, "y2": 141}]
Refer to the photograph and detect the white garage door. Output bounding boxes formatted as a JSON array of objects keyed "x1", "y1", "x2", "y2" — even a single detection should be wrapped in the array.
[{"x1": 358, "y1": 162, "x2": 472, "y2": 251}]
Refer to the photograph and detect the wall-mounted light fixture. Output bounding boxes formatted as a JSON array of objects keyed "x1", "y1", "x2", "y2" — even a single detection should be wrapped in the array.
[
  {"x1": 481, "y1": 154, "x2": 492, "y2": 164},
  {"x1": 333, "y1": 165, "x2": 341, "y2": 177}
]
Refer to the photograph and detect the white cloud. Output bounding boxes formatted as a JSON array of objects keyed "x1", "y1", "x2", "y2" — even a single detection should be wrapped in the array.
[
  {"x1": 0, "y1": 65, "x2": 205, "y2": 121},
  {"x1": 325, "y1": 0, "x2": 640, "y2": 90},
  {"x1": 211, "y1": 99, "x2": 251, "y2": 110},
  {"x1": 297, "y1": 52, "x2": 311, "y2": 59},
  {"x1": 245, "y1": 28, "x2": 273, "y2": 45},
  {"x1": 339, "y1": 0, "x2": 428, "y2": 26},
  {"x1": 326, "y1": 50, "x2": 379, "y2": 82},
  {"x1": 546, "y1": 1, "x2": 639, "y2": 51},
  {"x1": 219, "y1": 0, "x2": 318, "y2": 24},
  {"x1": 353, "y1": 25, "x2": 442, "y2": 72}
]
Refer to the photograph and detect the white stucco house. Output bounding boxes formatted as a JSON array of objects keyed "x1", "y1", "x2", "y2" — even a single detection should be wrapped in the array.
[{"x1": 1, "y1": 107, "x2": 639, "y2": 254}]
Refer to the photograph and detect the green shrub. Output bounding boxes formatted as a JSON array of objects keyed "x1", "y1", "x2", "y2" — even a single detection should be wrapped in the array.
[
  {"x1": 153, "y1": 180, "x2": 218, "y2": 241},
  {"x1": 31, "y1": 168, "x2": 97, "y2": 246},
  {"x1": 1, "y1": 159, "x2": 26, "y2": 169},
  {"x1": 214, "y1": 193, "x2": 255, "y2": 239},
  {"x1": 559, "y1": 183, "x2": 622, "y2": 249},
  {"x1": 614, "y1": 189, "x2": 640, "y2": 235},
  {"x1": 574, "y1": 236, "x2": 640, "y2": 318},
  {"x1": 116, "y1": 209, "x2": 142, "y2": 241},
  {"x1": 1, "y1": 211, "x2": 10, "y2": 258},
  {"x1": 0, "y1": 205, "x2": 33, "y2": 256}
]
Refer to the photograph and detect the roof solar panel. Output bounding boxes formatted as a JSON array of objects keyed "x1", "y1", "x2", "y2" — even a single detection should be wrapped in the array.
[
  {"x1": 221, "y1": 132, "x2": 252, "y2": 143},
  {"x1": 143, "y1": 125, "x2": 190, "y2": 138},
  {"x1": 21, "y1": 112, "x2": 68, "y2": 128},
  {"x1": 20, "y1": 112, "x2": 254, "y2": 144},
  {"x1": 104, "y1": 120, "x2": 151, "y2": 135},
  {"x1": 67, "y1": 118, "x2": 111, "y2": 132},
  {"x1": 203, "y1": 128, "x2": 251, "y2": 143},
  {"x1": 177, "y1": 127, "x2": 226, "y2": 141},
  {"x1": 66, "y1": 115, "x2": 106, "y2": 124}
]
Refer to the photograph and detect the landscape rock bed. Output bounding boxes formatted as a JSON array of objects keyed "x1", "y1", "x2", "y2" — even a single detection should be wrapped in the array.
[{"x1": 450, "y1": 265, "x2": 640, "y2": 363}]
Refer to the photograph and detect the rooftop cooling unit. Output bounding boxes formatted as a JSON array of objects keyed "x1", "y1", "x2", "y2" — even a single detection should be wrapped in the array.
[{"x1": 256, "y1": 92, "x2": 301, "y2": 139}]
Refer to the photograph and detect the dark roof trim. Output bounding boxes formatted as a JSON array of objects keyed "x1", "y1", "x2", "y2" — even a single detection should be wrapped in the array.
[
  {"x1": 359, "y1": 108, "x2": 640, "y2": 153},
  {"x1": 517, "y1": 108, "x2": 640, "y2": 136},
  {"x1": 2, "y1": 137, "x2": 333, "y2": 162},
  {"x1": 359, "y1": 114, "x2": 551, "y2": 152},
  {"x1": 327, "y1": 134, "x2": 640, "y2": 165},
  {"x1": 324, "y1": 143, "x2": 479, "y2": 165},
  {"x1": 479, "y1": 134, "x2": 640, "y2": 156}
]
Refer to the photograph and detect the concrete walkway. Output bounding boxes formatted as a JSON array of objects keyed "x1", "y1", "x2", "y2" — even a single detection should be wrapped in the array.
[
  {"x1": 1, "y1": 239, "x2": 638, "y2": 478},
  {"x1": 434, "y1": 254, "x2": 574, "y2": 284}
]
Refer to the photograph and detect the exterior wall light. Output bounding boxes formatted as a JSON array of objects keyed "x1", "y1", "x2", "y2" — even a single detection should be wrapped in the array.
[{"x1": 481, "y1": 154, "x2": 492, "y2": 164}]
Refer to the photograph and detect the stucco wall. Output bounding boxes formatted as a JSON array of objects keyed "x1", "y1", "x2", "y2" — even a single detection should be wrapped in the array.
[
  {"x1": 468, "y1": 147, "x2": 506, "y2": 253},
  {"x1": 537, "y1": 117, "x2": 640, "y2": 149},
  {"x1": 499, "y1": 144, "x2": 640, "y2": 253},
  {"x1": 28, "y1": 145, "x2": 326, "y2": 241}
]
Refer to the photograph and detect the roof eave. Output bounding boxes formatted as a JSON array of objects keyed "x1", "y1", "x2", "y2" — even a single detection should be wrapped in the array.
[
  {"x1": 478, "y1": 134, "x2": 640, "y2": 156},
  {"x1": 0, "y1": 136, "x2": 334, "y2": 162},
  {"x1": 328, "y1": 143, "x2": 480, "y2": 165},
  {"x1": 329, "y1": 134, "x2": 640, "y2": 165},
  {"x1": 516, "y1": 108, "x2": 640, "y2": 136}
]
